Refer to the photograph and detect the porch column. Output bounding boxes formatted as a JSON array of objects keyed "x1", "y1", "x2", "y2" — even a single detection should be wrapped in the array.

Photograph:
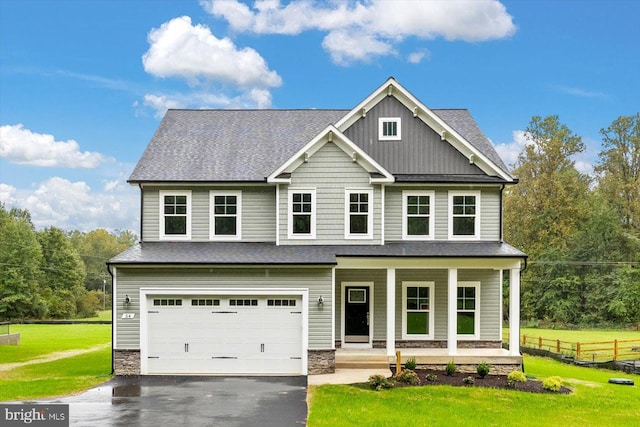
[
  {"x1": 447, "y1": 268, "x2": 458, "y2": 356},
  {"x1": 386, "y1": 268, "x2": 396, "y2": 357},
  {"x1": 509, "y1": 268, "x2": 521, "y2": 356}
]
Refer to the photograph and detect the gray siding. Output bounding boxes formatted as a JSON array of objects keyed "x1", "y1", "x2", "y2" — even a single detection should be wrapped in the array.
[
  {"x1": 385, "y1": 186, "x2": 502, "y2": 242},
  {"x1": 142, "y1": 186, "x2": 276, "y2": 242},
  {"x1": 459, "y1": 269, "x2": 501, "y2": 340},
  {"x1": 343, "y1": 96, "x2": 485, "y2": 175},
  {"x1": 280, "y1": 142, "x2": 382, "y2": 245},
  {"x1": 114, "y1": 266, "x2": 332, "y2": 350}
]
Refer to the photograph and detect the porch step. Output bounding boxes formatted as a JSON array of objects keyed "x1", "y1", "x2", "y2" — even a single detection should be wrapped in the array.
[{"x1": 335, "y1": 351, "x2": 390, "y2": 369}]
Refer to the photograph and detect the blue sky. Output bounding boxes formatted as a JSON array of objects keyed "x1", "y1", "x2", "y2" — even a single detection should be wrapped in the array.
[{"x1": 1, "y1": 0, "x2": 638, "y2": 233}]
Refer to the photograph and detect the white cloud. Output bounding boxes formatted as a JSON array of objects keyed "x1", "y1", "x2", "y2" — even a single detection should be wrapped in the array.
[
  {"x1": 142, "y1": 16, "x2": 282, "y2": 88},
  {"x1": 407, "y1": 50, "x2": 429, "y2": 64},
  {"x1": 2, "y1": 177, "x2": 139, "y2": 232},
  {"x1": 0, "y1": 124, "x2": 107, "y2": 168},
  {"x1": 204, "y1": 0, "x2": 516, "y2": 64},
  {"x1": 494, "y1": 130, "x2": 528, "y2": 169}
]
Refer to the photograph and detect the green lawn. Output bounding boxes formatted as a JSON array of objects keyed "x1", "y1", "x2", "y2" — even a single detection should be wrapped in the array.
[
  {"x1": 308, "y1": 355, "x2": 640, "y2": 427},
  {"x1": 0, "y1": 324, "x2": 111, "y2": 364}
]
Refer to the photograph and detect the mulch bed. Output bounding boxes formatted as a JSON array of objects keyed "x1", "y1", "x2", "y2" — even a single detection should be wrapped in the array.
[{"x1": 388, "y1": 367, "x2": 572, "y2": 394}]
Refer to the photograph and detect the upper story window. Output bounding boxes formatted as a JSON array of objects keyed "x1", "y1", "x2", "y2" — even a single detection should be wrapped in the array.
[
  {"x1": 345, "y1": 189, "x2": 373, "y2": 239},
  {"x1": 210, "y1": 191, "x2": 241, "y2": 240},
  {"x1": 378, "y1": 117, "x2": 401, "y2": 141},
  {"x1": 402, "y1": 191, "x2": 435, "y2": 240},
  {"x1": 402, "y1": 281, "x2": 434, "y2": 339},
  {"x1": 288, "y1": 189, "x2": 316, "y2": 239},
  {"x1": 160, "y1": 190, "x2": 191, "y2": 240},
  {"x1": 457, "y1": 282, "x2": 480, "y2": 339},
  {"x1": 448, "y1": 191, "x2": 480, "y2": 240}
]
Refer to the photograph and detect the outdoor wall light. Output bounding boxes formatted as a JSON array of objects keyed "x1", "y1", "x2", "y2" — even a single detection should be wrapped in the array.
[
  {"x1": 317, "y1": 296, "x2": 324, "y2": 306},
  {"x1": 124, "y1": 295, "x2": 131, "y2": 305}
]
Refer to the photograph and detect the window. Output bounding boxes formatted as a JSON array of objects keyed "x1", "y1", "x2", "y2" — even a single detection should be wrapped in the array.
[
  {"x1": 153, "y1": 298, "x2": 182, "y2": 306},
  {"x1": 402, "y1": 191, "x2": 435, "y2": 240},
  {"x1": 159, "y1": 191, "x2": 191, "y2": 240},
  {"x1": 457, "y1": 282, "x2": 480, "y2": 338},
  {"x1": 402, "y1": 282, "x2": 434, "y2": 339},
  {"x1": 449, "y1": 191, "x2": 480, "y2": 239},
  {"x1": 379, "y1": 117, "x2": 401, "y2": 140},
  {"x1": 229, "y1": 299, "x2": 258, "y2": 306},
  {"x1": 191, "y1": 299, "x2": 220, "y2": 306},
  {"x1": 267, "y1": 299, "x2": 296, "y2": 307},
  {"x1": 345, "y1": 189, "x2": 373, "y2": 239},
  {"x1": 210, "y1": 191, "x2": 241, "y2": 240},
  {"x1": 288, "y1": 189, "x2": 316, "y2": 238}
]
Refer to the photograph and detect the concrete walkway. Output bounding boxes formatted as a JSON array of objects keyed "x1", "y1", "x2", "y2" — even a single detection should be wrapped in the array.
[{"x1": 308, "y1": 368, "x2": 393, "y2": 385}]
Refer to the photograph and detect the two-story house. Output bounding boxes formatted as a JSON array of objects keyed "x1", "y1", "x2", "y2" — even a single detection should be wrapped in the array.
[{"x1": 109, "y1": 78, "x2": 526, "y2": 376}]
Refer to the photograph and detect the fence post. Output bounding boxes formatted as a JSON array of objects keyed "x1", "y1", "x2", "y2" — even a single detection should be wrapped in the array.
[
  {"x1": 523, "y1": 335, "x2": 527, "y2": 346},
  {"x1": 614, "y1": 340, "x2": 618, "y2": 361},
  {"x1": 538, "y1": 336, "x2": 542, "y2": 349},
  {"x1": 577, "y1": 342, "x2": 581, "y2": 360},
  {"x1": 557, "y1": 339, "x2": 560, "y2": 354}
]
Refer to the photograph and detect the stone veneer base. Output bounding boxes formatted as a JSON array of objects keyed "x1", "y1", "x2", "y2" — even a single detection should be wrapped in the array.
[
  {"x1": 113, "y1": 349, "x2": 141, "y2": 375},
  {"x1": 308, "y1": 349, "x2": 336, "y2": 374}
]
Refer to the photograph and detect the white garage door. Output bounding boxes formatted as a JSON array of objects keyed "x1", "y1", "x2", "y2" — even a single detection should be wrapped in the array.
[{"x1": 145, "y1": 295, "x2": 303, "y2": 375}]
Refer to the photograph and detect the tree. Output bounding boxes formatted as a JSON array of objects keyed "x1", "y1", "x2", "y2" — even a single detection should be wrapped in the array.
[
  {"x1": 0, "y1": 204, "x2": 46, "y2": 320},
  {"x1": 37, "y1": 227, "x2": 86, "y2": 318},
  {"x1": 504, "y1": 115, "x2": 591, "y2": 258},
  {"x1": 595, "y1": 113, "x2": 640, "y2": 234}
]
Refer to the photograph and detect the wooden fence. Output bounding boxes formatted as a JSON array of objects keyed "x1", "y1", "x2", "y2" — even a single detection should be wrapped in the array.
[{"x1": 511, "y1": 334, "x2": 640, "y2": 362}]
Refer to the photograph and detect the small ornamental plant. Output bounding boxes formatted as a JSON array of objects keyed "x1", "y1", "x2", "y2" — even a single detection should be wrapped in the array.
[
  {"x1": 542, "y1": 376, "x2": 563, "y2": 392},
  {"x1": 404, "y1": 357, "x2": 417, "y2": 371},
  {"x1": 426, "y1": 373, "x2": 438, "y2": 382},
  {"x1": 463, "y1": 376, "x2": 475, "y2": 385},
  {"x1": 476, "y1": 362, "x2": 491, "y2": 378},
  {"x1": 368, "y1": 374, "x2": 393, "y2": 391},
  {"x1": 445, "y1": 361, "x2": 457, "y2": 376},
  {"x1": 507, "y1": 370, "x2": 527, "y2": 387},
  {"x1": 395, "y1": 369, "x2": 420, "y2": 385}
]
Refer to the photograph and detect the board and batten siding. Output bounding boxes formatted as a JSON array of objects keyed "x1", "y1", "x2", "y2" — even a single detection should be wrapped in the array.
[
  {"x1": 385, "y1": 186, "x2": 502, "y2": 241},
  {"x1": 115, "y1": 267, "x2": 332, "y2": 350},
  {"x1": 279, "y1": 142, "x2": 382, "y2": 245},
  {"x1": 141, "y1": 186, "x2": 276, "y2": 242}
]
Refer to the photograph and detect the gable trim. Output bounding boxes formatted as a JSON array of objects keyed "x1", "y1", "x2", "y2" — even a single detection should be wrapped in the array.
[
  {"x1": 267, "y1": 125, "x2": 394, "y2": 184},
  {"x1": 334, "y1": 77, "x2": 513, "y2": 182}
]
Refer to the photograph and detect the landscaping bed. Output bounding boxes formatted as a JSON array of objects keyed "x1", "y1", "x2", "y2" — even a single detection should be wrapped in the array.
[{"x1": 388, "y1": 367, "x2": 572, "y2": 394}]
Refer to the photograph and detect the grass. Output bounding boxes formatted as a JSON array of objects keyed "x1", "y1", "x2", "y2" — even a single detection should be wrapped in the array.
[
  {"x1": 0, "y1": 324, "x2": 111, "y2": 364},
  {"x1": 0, "y1": 347, "x2": 112, "y2": 401},
  {"x1": 308, "y1": 355, "x2": 640, "y2": 427}
]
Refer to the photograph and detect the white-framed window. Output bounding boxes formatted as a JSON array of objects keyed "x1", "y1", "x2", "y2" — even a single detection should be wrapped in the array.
[
  {"x1": 159, "y1": 190, "x2": 191, "y2": 240},
  {"x1": 210, "y1": 191, "x2": 241, "y2": 240},
  {"x1": 288, "y1": 188, "x2": 316, "y2": 239},
  {"x1": 402, "y1": 190, "x2": 435, "y2": 240},
  {"x1": 448, "y1": 191, "x2": 481, "y2": 240},
  {"x1": 402, "y1": 281, "x2": 434, "y2": 339},
  {"x1": 378, "y1": 117, "x2": 401, "y2": 141},
  {"x1": 457, "y1": 282, "x2": 480, "y2": 339},
  {"x1": 345, "y1": 189, "x2": 373, "y2": 239}
]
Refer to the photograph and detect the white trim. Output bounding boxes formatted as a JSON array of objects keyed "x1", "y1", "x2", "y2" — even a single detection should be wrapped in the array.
[
  {"x1": 159, "y1": 190, "x2": 192, "y2": 241},
  {"x1": 275, "y1": 184, "x2": 280, "y2": 246},
  {"x1": 378, "y1": 117, "x2": 401, "y2": 141},
  {"x1": 448, "y1": 190, "x2": 481, "y2": 240},
  {"x1": 401, "y1": 281, "x2": 435, "y2": 340},
  {"x1": 112, "y1": 267, "x2": 117, "y2": 350},
  {"x1": 344, "y1": 188, "x2": 374, "y2": 239},
  {"x1": 386, "y1": 269, "x2": 396, "y2": 357},
  {"x1": 139, "y1": 287, "x2": 309, "y2": 375},
  {"x1": 331, "y1": 267, "x2": 336, "y2": 350},
  {"x1": 380, "y1": 184, "x2": 385, "y2": 245},
  {"x1": 209, "y1": 190, "x2": 241, "y2": 241},
  {"x1": 340, "y1": 282, "x2": 373, "y2": 349},
  {"x1": 447, "y1": 269, "x2": 458, "y2": 356},
  {"x1": 288, "y1": 188, "x2": 316, "y2": 239},
  {"x1": 457, "y1": 281, "x2": 480, "y2": 340},
  {"x1": 509, "y1": 268, "x2": 521, "y2": 356},
  {"x1": 402, "y1": 190, "x2": 435, "y2": 240}
]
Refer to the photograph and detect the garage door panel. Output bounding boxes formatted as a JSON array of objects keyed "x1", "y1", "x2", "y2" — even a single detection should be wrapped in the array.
[{"x1": 145, "y1": 294, "x2": 303, "y2": 375}]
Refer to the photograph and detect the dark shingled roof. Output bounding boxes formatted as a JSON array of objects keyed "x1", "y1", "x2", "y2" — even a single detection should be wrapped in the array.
[
  {"x1": 129, "y1": 108, "x2": 511, "y2": 183},
  {"x1": 109, "y1": 241, "x2": 526, "y2": 265}
]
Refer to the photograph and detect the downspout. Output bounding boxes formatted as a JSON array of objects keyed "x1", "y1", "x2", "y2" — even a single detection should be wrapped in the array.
[
  {"x1": 499, "y1": 184, "x2": 504, "y2": 242},
  {"x1": 138, "y1": 184, "x2": 144, "y2": 242},
  {"x1": 107, "y1": 263, "x2": 115, "y2": 375}
]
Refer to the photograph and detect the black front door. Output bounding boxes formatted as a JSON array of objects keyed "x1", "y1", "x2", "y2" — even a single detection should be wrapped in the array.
[{"x1": 344, "y1": 286, "x2": 370, "y2": 343}]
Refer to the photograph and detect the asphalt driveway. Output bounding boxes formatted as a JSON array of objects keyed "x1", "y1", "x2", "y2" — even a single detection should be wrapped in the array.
[{"x1": 29, "y1": 376, "x2": 307, "y2": 426}]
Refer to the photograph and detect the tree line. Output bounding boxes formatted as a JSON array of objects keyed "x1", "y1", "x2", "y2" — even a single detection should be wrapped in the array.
[
  {"x1": 0, "y1": 204, "x2": 136, "y2": 320},
  {"x1": 504, "y1": 113, "x2": 640, "y2": 327}
]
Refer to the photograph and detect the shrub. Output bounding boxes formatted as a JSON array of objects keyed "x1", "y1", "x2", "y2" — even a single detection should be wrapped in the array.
[
  {"x1": 463, "y1": 376, "x2": 475, "y2": 385},
  {"x1": 426, "y1": 373, "x2": 438, "y2": 382},
  {"x1": 395, "y1": 369, "x2": 420, "y2": 385},
  {"x1": 507, "y1": 371, "x2": 527, "y2": 383},
  {"x1": 542, "y1": 376, "x2": 563, "y2": 392},
  {"x1": 368, "y1": 374, "x2": 393, "y2": 391},
  {"x1": 404, "y1": 357, "x2": 417, "y2": 371},
  {"x1": 476, "y1": 362, "x2": 491, "y2": 378},
  {"x1": 445, "y1": 361, "x2": 457, "y2": 376}
]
